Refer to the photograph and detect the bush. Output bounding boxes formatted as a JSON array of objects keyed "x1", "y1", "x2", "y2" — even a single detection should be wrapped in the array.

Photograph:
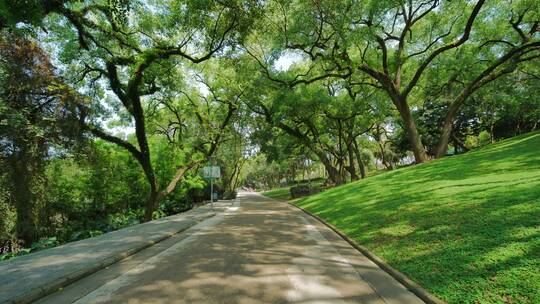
[
  {"x1": 290, "y1": 185, "x2": 315, "y2": 198},
  {"x1": 223, "y1": 190, "x2": 237, "y2": 200},
  {"x1": 0, "y1": 173, "x2": 16, "y2": 246},
  {"x1": 107, "y1": 211, "x2": 141, "y2": 230},
  {"x1": 0, "y1": 237, "x2": 59, "y2": 261},
  {"x1": 465, "y1": 135, "x2": 479, "y2": 150},
  {"x1": 478, "y1": 130, "x2": 492, "y2": 147},
  {"x1": 0, "y1": 200, "x2": 15, "y2": 244}
]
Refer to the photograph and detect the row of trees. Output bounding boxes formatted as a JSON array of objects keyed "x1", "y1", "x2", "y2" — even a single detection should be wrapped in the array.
[
  {"x1": 0, "y1": 1, "x2": 257, "y2": 249},
  {"x1": 242, "y1": 0, "x2": 539, "y2": 163},
  {"x1": 0, "y1": 0, "x2": 538, "y2": 252}
]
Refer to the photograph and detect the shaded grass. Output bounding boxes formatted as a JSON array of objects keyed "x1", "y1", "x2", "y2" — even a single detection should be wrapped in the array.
[
  {"x1": 294, "y1": 131, "x2": 540, "y2": 304},
  {"x1": 261, "y1": 187, "x2": 291, "y2": 200},
  {"x1": 261, "y1": 179, "x2": 326, "y2": 200}
]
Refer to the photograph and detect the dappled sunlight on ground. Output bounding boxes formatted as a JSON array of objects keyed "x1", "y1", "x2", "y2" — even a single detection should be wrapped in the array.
[{"x1": 70, "y1": 193, "x2": 420, "y2": 304}]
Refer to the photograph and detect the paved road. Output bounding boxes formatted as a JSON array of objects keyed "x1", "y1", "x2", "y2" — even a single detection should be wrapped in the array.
[{"x1": 38, "y1": 192, "x2": 423, "y2": 304}]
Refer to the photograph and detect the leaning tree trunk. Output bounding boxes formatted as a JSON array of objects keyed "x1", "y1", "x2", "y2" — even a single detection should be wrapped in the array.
[
  {"x1": 337, "y1": 121, "x2": 348, "y2": 182},
  {"x1": 435, "y1": 101, "x2": 462, "y2": 158},
  {"x1": 435, "y1": 119, "x2": 453, "y2": 158},
  {"x1": 142, "y1": 163, "x2": 198, "y2": 222},
  {"x1": 377, "y1": 140, "x2": 392, "y2": 170},
  {"x1": 310, "y1": 148, "x2": 343, "y2": 185},
  {"x1": 396, "y1": 98, "x2": 429, "y2": 163}
]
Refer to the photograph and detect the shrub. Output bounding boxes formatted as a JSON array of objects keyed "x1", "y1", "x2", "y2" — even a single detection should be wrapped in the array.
[
  {"x1": 478, "y1": 130, "x2": 492, "y2": 147},
  {"x1": 465, "y1": 135, "x2": 479, "y2": 149}
]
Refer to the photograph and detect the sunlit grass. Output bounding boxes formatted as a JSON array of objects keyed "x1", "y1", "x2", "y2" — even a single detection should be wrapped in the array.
[{"x1": 295, "y1": 131, "x2": 540, "y2": 304}]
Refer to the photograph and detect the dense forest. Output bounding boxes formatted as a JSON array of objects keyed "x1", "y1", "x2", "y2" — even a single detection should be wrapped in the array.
[{"x1": 1, "y1": 0, "x2": 538, "y2": 260}]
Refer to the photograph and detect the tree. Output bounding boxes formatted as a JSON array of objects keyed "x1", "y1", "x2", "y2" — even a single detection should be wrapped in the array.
[
  {"x1": 45, "y1": 1, "x2": 257, "y2": 221},
  {"x1": 433, "y1": 5, "x2": 540, "y2": 157},
  {"x1": 0, "y1": 31, "x2": 81, "y2": 245},
  {"x1": 147, "y1": 61, "x2": 245, "y2": 202},
  {"x1": 239, "y1": 60, "x2": 378, "y2": 184},
  {"x1": 244, "y1": 0, "x2": 539, "y2": 162}
]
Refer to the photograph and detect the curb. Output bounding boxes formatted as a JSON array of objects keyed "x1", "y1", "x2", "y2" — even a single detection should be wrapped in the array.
[
  {"x1": 8, "y1": 212, "x2": 215, "y2": 304},
  {"x1": 286, "y1": 202, "x2": 446, "y2": 304}
]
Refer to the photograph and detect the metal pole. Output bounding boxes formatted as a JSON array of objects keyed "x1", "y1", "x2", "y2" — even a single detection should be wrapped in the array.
[{"x1": 210, "y1": 176, "x2": 214, "y2": 209}]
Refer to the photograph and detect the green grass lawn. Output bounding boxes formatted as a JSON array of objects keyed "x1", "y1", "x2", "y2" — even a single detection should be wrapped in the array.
[
  {"x1": 261, "y1": 186, "x2": 291, "y2": 200},
  {"x1": 294, "y1": 131, "x2": 540, "y2": 304}
]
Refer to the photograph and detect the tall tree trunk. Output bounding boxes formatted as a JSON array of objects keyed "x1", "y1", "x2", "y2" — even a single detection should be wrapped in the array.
[
  {"x1": 397, "y1": 99, "x2": 429, "y2": 163},
  {"x1": 346, "y1": 140, "x2": 359, "y2": 181},
  {"x1": 353, "y1": 139, "x2": 366, "y2": 179},
  {"x1": 11, "y1": 138, "x2": 43, "y2": 246},
  {"x1": 326, "y1": 165, "x2": 342, "y2": 185},
  {"x1": 144, "y1": 186, "x2": 160, "y2": 222},
  {"x1": 317, "y1": 152, "x2": 342, "y2": 185},
  {"x1": 140, "y1": 155, "x2": 160, "y2": 222},
  {"x1": 337, "y1": 121, "x2": 347, "y2": 182},
  {"x1": 144, "y1": 162, "x2": 199, "y2": 221},
  {"x1": 230, "y1": 158, "x2": 245, "y2": 193},
  {"x1": 226, "y1": 158, "x2": 241, "y2": 194},
  {"x1": 435, "y1": 118, "x2": 453, "y2": 158}
]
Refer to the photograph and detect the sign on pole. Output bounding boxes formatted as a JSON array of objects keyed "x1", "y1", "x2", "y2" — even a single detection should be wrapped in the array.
[
  {"x1": 203, "y1": 166, "x2": 220, "y2": 210},
  {"x1": 203, "y1": 166, "x2": 220, "y2": 178}
]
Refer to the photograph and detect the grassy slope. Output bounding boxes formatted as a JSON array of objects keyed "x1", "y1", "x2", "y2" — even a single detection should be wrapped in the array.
[{"x1": 295, "y1": 131, "x2": 540, "y2": 304}]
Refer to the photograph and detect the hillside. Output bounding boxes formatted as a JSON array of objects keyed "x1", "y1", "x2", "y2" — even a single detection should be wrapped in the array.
[{"x1": 293, "y1": 131, "x2": 540, "y2": 303}]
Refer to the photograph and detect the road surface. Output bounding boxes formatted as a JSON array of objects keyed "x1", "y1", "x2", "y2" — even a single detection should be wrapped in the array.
[{"x1": 37, "y1": 191, "x2": 423, "y2": 304}]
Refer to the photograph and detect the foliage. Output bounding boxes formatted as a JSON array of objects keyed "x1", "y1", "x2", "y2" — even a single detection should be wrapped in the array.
[
  {"x1": 0, "y1": 236, "x2": 59, "y2": 261},
  {"x1": 0, "y1": 0, "x2": 67, "y2": 27},
  {"x1": 478, "y1": 131, "x2": 492, "y2": 147},
  {"x1": 0, "y1": 30, "x2": 83, "y2": 245},
  {"x1": 0, "y1": 136, "x2": 215, "y2": 261},
  {"x1": 244, "y1": 0, "x2": 540, "y2": 162}
]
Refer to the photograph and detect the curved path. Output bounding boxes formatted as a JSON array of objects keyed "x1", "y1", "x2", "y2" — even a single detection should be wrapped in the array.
[{"x1": 38, "y1": 191, "x2": 423, "y2": 304}]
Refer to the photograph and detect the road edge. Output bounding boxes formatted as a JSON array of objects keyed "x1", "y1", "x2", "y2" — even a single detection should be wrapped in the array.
[
  {"x1": 9, "y1": 212, "x2": 215, "y2": 304},
  {"x1": 287, "y1": 202, "x2": 446, "y2": 304},
  {"x1": 257, "y1": 192, "x2": 445, "y2": 304}
]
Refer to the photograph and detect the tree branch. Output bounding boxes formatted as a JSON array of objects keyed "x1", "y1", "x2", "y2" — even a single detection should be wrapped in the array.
[{"x1": 403, "y1": 0, "x2": 486, "y2": 97}]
